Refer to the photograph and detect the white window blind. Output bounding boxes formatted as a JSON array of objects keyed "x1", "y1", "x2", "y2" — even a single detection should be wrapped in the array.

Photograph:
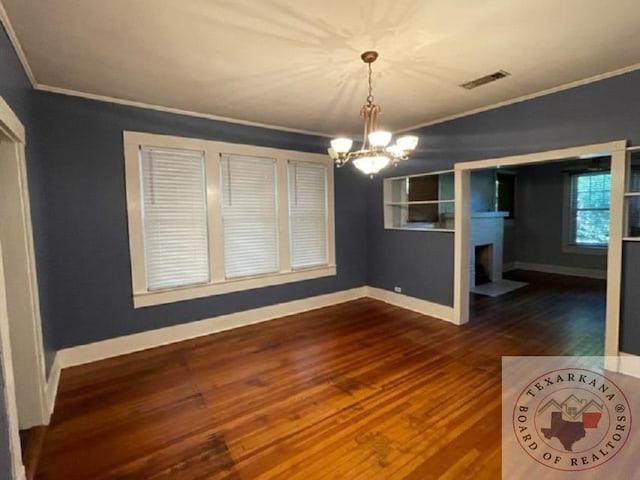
[
  {"x1": 220, "y1": 154, "x2": 279, "y2": 278},
  {"x1": 288, "y1": 161, "x2": 328, "y2": 268},
  {"x1": 140, "y1": 147, "x2": 210, "y2": 290},
  {"x1": 570, "y1": 172, "x2": 610, "y2": 246}
]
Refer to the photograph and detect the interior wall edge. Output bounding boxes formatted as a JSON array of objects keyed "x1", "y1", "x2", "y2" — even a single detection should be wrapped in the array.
[{"x1": 365, "y1": 286, "x2": 455, "y2": 324}]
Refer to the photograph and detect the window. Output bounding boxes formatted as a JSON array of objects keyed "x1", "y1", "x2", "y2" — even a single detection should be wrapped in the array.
[
  {"x1": 383, "y1": 171, "x2": 454, "y2": 231},
  {"x1": 564, "y1": 171, "x2": 610, "y2": 251},
  {"x1": 220, "y1": 155, "x2": 279, "y2": 278},
  {"x1": 140, "y1": 147, "x2": 210, "y2": 290},
  {"x1": 288, "y1": 161, "x2": 328, "y2": 268},
  {"x1": 124, "y1": 132, "x2": 335, "y2": 307}
]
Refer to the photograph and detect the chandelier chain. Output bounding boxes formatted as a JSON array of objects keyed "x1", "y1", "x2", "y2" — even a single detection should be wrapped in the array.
[{"x1": 366, "y1": 62, "x2": 374, "y2": 105}]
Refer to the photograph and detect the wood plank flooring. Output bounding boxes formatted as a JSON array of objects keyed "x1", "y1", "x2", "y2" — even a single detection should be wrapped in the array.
[{"x1": 35, "y1": 271, "x2": 605, "y2": 479}]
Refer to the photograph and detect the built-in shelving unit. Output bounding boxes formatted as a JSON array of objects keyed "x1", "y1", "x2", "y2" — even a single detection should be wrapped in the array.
[{"x1": 383, "y1": 170, "x2": 455, "y2": 231}]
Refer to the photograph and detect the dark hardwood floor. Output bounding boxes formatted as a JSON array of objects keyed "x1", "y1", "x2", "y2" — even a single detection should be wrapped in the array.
[{"x1": 35, "y1": 271, "x2": 605, "y2": 479}]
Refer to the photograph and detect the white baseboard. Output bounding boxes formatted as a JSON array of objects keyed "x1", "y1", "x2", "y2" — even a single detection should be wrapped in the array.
[
  {"x1": 57, "y1": 287, "x2": 368, "y2": 369},
  {"x1": 366, "y1": 287, "x2": 455, "y2": 324},
  {"x1": 510, "y1": 261, "x2": 606, "y2": 280},
  {"x1": 44, "y1": 354, "x2": 61, "y2": 421},
  {"x1": 618, "y1": 352, "x2": 640, "y2": 379}
]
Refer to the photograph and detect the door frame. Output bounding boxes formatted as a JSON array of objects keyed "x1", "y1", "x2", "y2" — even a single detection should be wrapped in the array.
[
  {"x1": 0, "y1": 95, "x2": 48, "y2": 433},
  {"x1": 453, "y1": 140, "x2": 627, "y2": 372},
  {"x1": 0, "y1": 240, "x2": 26, "y2": 480}
]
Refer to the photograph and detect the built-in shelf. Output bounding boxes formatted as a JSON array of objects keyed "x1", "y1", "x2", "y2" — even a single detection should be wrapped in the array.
[
  {"x1": 383, "y1": 170, "x2": 455, "y2": 231},
  {"x1": 625, "y1": 155, "x2": 640, "y2": 237}
]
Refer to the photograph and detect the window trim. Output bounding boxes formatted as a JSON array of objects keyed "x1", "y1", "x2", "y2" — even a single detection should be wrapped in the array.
[
  {"x1": 124, "y1": 131, "x2": 336, "y2": 308},
  {"x1": 561, "y1": 171, "x2": 608, "y2": 255}
]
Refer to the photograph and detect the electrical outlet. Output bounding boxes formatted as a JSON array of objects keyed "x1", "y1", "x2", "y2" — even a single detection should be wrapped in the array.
[{"x1": 394, "y1": 286, "x2": 402, "y2": 293}]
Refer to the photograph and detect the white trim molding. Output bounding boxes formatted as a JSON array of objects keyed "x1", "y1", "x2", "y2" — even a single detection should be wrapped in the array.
[
  {"x1": 54, "y1": 286, "x2": 458, "y2": 370},
  {"x1": 0, "y1": 94, "x2": 49, "y2": 480},
  {"x1": 57, "y1": 287, "x2": 368, "y2": 368},
  {"x1": 123, "y1": 131, "x2": 336, "y2": 308},
  {"x1": 618, "y1": 352, "x2": 640, "y2": 379},
  {"x1": 0, "y1": 1, "x2": 37, "y2": 87},
  {"x1": 45, "y1": 355, "x2": 61, "y2": 419},
  {"x1": 454, "y1": 140, "x2": 628, "y2": 361},
  {"x1": 37, "y1": 85, "x2": 332, "y2": 138},
  {"x1": 0, "y1": 242, "x2": 26, "y2": 480},
  {"x1": 0, "y1": 96, "x2": 25, "y2": 144},
  {"x1": 366, "y1": 287, "x2": 455, "y2": 324}
]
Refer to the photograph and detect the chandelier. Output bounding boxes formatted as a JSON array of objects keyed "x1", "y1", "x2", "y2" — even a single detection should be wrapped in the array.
[{"x1": 328, "y1": 51, "x2": 418, "y2": 175}]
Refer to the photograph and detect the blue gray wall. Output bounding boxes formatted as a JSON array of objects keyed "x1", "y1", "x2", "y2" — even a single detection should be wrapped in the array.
[
  {"x1": 369, "y1": 69, "x2": 640, "y2": 354},
  {"x1": 30, "y1": 91, "x2": 369, "y2": 351},
  {"x1": 511, "y1": 160, "x2": 607, "y2": 271},
  {"x1": 621, "y1": 243, "x2": 640, "y2": 353}
]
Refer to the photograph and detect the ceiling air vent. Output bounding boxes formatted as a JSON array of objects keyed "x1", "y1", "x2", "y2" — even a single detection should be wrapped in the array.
[{"x1": 460, "y1": 70, "x2": 510, "y2": 90}]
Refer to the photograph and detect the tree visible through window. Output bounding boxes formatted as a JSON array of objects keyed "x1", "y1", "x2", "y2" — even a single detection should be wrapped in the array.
[{"x1": 570, "y1": 172, "x2": 610, "y2": 246}]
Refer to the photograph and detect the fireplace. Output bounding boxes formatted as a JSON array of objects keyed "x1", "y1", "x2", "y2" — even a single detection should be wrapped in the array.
[
  {"x1": 470, "y1": 212, "x2": 508, "y2": 288},
  {"x1": 475, "y1": 244, "x2": 493, "y2": 285}
]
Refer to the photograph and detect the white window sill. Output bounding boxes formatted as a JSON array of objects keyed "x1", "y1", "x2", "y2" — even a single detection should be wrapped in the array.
[
  {"x1": 562, "y1": 244, "x2": 608, "y2": 256},
  {"x1": 133, "y1": 265, "x2": 337, "y2": 308}
]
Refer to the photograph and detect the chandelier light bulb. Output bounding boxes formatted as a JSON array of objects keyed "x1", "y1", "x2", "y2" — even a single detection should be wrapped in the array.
[
  {"x1": 330, "y1": 137, "x2": 353, "y2": 154},
  {"x1": 353, "y1": 155, "x2": 390, "y2": 175},
  {"x1": 396, "y1": 135, "x2": 419, "y2": 151},
  {"x1": 331, "y1": 137, "x2": 353, "y2": 154},
  {"x1": 368, "y1": 131, "x2": 392, "y2": 148}
]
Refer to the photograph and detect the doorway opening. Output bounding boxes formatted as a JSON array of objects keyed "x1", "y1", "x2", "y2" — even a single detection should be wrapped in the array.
[
  {"x1": 0, "y1": 97, "x2": 48, "y2": 479},
  {"x1": 453, "y1": 141, "x2": 627, "y2": 369}
]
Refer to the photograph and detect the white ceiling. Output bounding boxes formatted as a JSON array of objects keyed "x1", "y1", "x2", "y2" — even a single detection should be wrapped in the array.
[{"x1": 4, "y1": 0, "x2": 640, "y2": 137}]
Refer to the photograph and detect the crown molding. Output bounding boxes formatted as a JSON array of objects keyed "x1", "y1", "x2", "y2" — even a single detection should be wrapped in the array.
[
  {"x1": 0, "y1": 0, "x2": 37, "y2": 87},
  {"x1": 396, "y1": 62, "x2": 640, "y2": 134},
  {"x1": 4, "y1": 0, "x2": 640, "y2": 140},
  {"x1": 34, "y1": 84, "x2": 333, "y2": 138}
]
